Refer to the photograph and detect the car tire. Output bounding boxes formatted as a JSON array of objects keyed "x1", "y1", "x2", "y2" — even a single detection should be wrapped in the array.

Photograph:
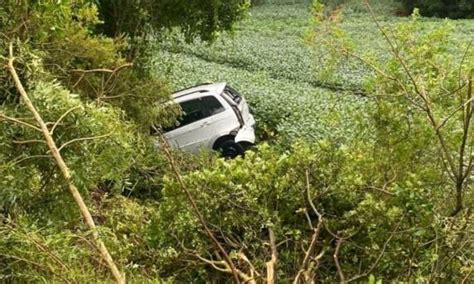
[{"x1": 216, "y1": 139, "x2": 245, "y2": 159}]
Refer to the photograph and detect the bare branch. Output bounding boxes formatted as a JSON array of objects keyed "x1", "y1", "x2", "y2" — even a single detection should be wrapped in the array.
[
  {"x1": 195, "y1": 254, "x2": 231, "y2": 273},
  {"x1": 50, "y1": 105, "x2": 82, "y2": 134},
  {"x1": 237, "y1": 252, "x2": 261, "y2": 279},
  {"x1": 348, "y1": 214, "x2": 405, "y2": 282},
  {"x1": 306, "y1": 170, "x2": 322, "y2": 221},
  {"x1": 9, "y1": 155, "x2": 51, "y2": 166},
  {"x1": 366, "y1": 185, "x2": 395, "y2": 196},
  {"x1": 341, "y1": 47, "x2": 396, "y2": 82},
  {"x1": 293, "y1": 221, "x2": 324, "y2": 284},
  {"x1": 334, "y1": 238, "x2": 346, "y2": 283},
  {"x1": 70, "y1": 63, "x2": 132, "y2": 74},
  {"x1": 0, "y1": 113, "x2": 41, "y2": 131},
  {"x1": 452, "y1": 74, "x2": 473, "y2": 216},
  {"x1": 159, "y1": 135, "x2": 241, "y2": 283},
  {"x1": 58, "y1": 132, "x2": 112, "y2": 152},
  {"x1": 461, "y1": 269, "x2": 473, "y2": 284},
  {"x1": 0, "y1": 253, "x2": 72, "y2": 284},
  {"x1": 6, "y1": 223, "x2": 71, "y2": 272},
  {"x1": 365, "y1": 1, "x2": 421, "y2": 98},
  {"x1": 458, "y1": 40, "x2": 472, "y2": 85},
  {"x1": 304, "y1": 209, "x2": 314, "y2": 230},
  {"x1": 266, "y1": 228, "x2": 278, "y2": 284},
  {"x1": 293, "y1": 170, "x2": 326, "y2": 284},
  {"x1": 365, "y1": 0, "x2": 460, "y2": 179},
  {"x1": 12, "y1": 139, "x2": 47, "y2": 145},
  {"x1": 437, "y1": 96, "x2": 474, "y2": 131},
  {"x1": 195, "y1": 254, "x2": 255, "y2": 283}
]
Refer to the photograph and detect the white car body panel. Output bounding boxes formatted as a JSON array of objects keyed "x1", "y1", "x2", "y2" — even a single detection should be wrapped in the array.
[{"x1": 235, "y1": 115, "x2": 256, "y2": 144}]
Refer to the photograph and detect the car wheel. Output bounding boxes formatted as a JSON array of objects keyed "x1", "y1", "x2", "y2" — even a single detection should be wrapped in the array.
[{"x1": 217, "y1": 139, "x2": 245, "y2": 159}]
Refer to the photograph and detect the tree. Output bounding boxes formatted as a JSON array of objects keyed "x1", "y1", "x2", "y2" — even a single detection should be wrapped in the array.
[
  {"x1": 311, "y1": 0, "x2": 473, "y2": 216},
  {"x1": 96, "y1": 0, "x2": 250, "y2": 41},
  {"x1": 0, "y1": 0, "x2": 248, "y2": 281},
  {"x1": 398, "y1": 0, "x2": 474, "y2": 19}
]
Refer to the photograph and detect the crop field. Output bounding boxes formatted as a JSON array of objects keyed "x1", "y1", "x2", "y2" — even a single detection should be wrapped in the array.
[{"x1": 153, "y1": 1, "x2": 474, "y2": 145}]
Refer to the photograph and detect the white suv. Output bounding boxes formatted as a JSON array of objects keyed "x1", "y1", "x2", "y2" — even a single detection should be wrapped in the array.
[{"x1": 160, "y1": 82, "x2": 255, "y2": 158}]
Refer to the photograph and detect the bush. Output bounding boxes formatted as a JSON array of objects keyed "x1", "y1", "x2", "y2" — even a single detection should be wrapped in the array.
[{"x1": 145, "y1": 142, "x2": 471, "y2": 282}]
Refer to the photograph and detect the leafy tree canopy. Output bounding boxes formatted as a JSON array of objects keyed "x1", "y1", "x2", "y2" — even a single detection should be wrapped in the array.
[{"x1": 96, "y1": 0, "x2": 250, "y2": 41}]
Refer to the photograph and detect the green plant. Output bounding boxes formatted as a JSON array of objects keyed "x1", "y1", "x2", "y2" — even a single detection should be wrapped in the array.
[
  {"x1": 144, "y1": 141, "x2": 471, "y2": 282},
  {"x1": 0, "y1": 0, "x2": 248, "y2": 281}
]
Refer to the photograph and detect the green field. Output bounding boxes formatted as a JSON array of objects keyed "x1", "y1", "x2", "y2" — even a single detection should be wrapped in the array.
[
  {"x1": 154, "y1": 1, "x2": 474, "y2": 145},
  {"x1": 153, "y1": 3, "x2": 367, "y2": 145}
]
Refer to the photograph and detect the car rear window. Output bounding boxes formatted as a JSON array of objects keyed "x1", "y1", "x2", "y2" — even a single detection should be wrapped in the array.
[{"x1": 202, "y1": 96, "x2": 225, "y2": 116}]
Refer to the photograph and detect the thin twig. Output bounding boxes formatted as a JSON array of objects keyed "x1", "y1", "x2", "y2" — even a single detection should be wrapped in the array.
[
  {"x1": 12, "y1": 139, "x2": 46, "y2": 145},
  {"x1": 50, "y1": 105, "x2": 81, "y2": 134},
  {"x1": 437, "y1": 96, "x2": 474, "y2": 131},
  {"x1": 348, "y1": 213, "x2": 405, "y2": 282},
  {"x1": 70, "y1": 63, "x2": 132, "y2": 74},
  {"x1": 9, "y1": 155, "x2": 51, "y2": 166},
  {"x1": 365, "y1": 0, "x2": 459, "y2": 192},
  {"x1": 334, "y1": 238, "x2": 346, "y2": 283},
  {"x1": 0, "y1": 113, "x2": 41, "y2": 131},
  {"x1": 58, "y1": 132, "x2": 112, "y2": 152},
  {"x1": 293, "y1": 170, "x2": 325, "y2": 283},
  {"x1": 0, "y1": 253, "x2": 72, "y2": 283},
  {"x1": 195, "y1": 254, "x2": 255, "y2": 283}
]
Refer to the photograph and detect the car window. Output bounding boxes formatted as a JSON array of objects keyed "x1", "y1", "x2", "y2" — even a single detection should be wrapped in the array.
[
  {"x1": 159, "y1": 98, "x2": 204, "y2": 132},
  {"x1": 162, "y1": 96, "x2": 224, "y2": 132},
  {"x1": 178, "y1": 98, "x2": 205, "y2": 127},
  {"x1": 202, "y1": 96, "x2": 225, "y2": 116}
]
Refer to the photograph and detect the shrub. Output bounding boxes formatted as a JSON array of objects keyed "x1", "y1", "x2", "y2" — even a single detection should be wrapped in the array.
[{"x1": 145, "y1": 142, "x2": 471, "y2": 282}]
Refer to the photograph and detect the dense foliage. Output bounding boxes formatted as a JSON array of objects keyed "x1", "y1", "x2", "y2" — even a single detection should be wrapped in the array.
[
  {"x1": 152, "y1": 1, "x2": 473, "y2": 282},
  {"x1": 97, "y1": 0, "x2": 250, "y2": 41},
  {"x1": 0, "y1": 0, "x2": 244, "y2": 281},
  {"x1": 398, "y1": 0, "x2": 474, "y2": 18},
  {"x1": 0, "y1": 0, "x2": 473, "y2": 282},
  {"x1": 149, "y1": 142, "x2": 472, "y2": 282}
]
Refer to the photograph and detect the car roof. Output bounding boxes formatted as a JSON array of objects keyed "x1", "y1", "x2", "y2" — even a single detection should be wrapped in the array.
[{"x1": 172, "y1": 82, "x2": 227, "y2": 99}]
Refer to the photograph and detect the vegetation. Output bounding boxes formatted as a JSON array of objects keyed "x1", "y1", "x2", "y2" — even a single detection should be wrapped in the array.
[
  {"x1": 0, "y1": 0, "x2": 244, "y2": 282},
  {"x1": 1, "y1": 0, "x2": 473, "y2": 283},
  {"x1": 398, "y1": 0, "x2": 474, "y2": 18},
  {"x1": 97, "y1": 0, "x2": 250, "y2": 40}
]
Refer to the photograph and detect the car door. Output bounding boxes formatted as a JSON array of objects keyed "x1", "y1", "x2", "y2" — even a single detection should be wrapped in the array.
[
  {"x1": 201, "y1": 95, "x2": 240, "y2": 145},
  {"x1": 164, "y1": 95, "x2": 227, "y2": 153}
]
